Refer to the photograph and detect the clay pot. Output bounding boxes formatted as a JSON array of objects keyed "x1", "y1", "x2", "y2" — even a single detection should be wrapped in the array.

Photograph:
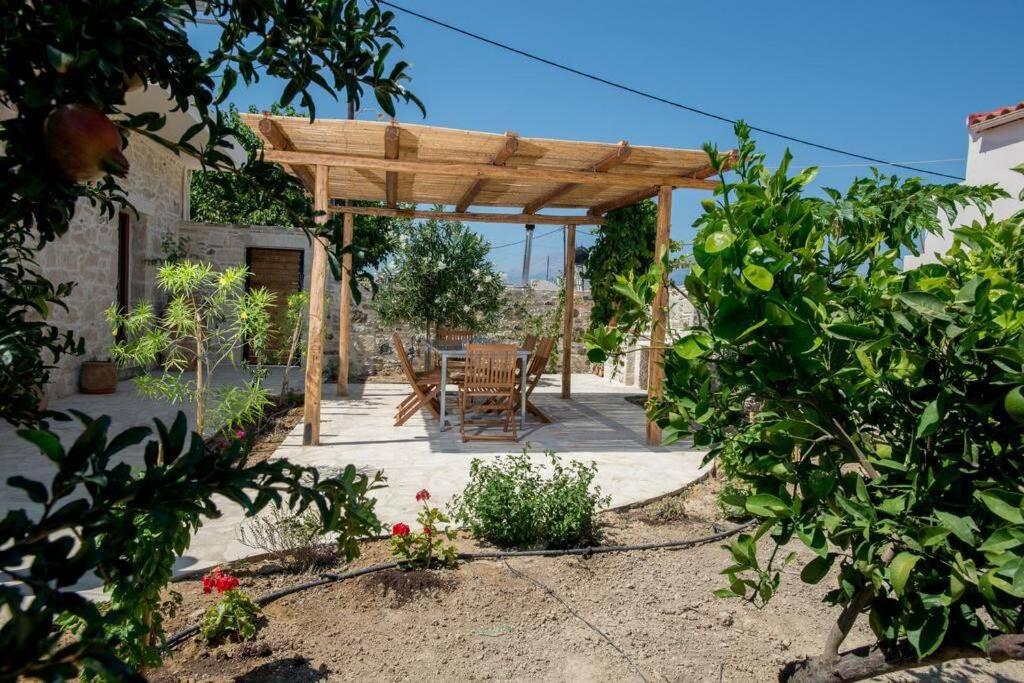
[{"x1": 79, "y1": 361, "x2": 118, "y2": 394}]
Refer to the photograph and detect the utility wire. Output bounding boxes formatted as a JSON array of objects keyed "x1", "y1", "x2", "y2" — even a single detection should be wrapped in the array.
[
  {"x1": 378, "y1": 0, "x2": 965, "y2": 182},
  {"x1": 489, "y1": 226, "x2": 561, "y2": 250}
]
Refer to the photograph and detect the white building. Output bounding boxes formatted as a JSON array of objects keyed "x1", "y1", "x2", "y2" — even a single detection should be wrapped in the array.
[{"x1": 906, "y1": 100, "x2": 1024, "y2": 268}]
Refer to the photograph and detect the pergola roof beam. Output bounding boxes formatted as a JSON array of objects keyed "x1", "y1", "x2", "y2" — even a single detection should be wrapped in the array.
[
  {"x1": 522, "y1": 141, "x2": 630, "y2": 214},
  {"x1": 260, "y1": 149, "x2": 719, "y2": 190},
  {"x1": 258, "y1": 116, "x2": 315, "y2": 191},
  {"x1": 454, "y1": 131, "x2": 519, "y2": 212},
  {"x1": 384, "y1": 123, "x2": 401, "y2": 208},
  {"x1": 328, "y1": 204, "x2": 604, "y2": 226}
]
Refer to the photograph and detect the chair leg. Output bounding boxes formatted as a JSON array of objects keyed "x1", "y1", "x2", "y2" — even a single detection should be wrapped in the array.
[
  {"x1": 395, "y1": 386, "x2": 440, "y2": 426},
  {"x1": 526, "y1": 400, "x2": 552, "y2": 424}
]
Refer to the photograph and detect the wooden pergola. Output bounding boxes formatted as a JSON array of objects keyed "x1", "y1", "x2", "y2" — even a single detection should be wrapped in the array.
[{"x1": 240, "y1": 114, "x2": 725, "y2": 447}]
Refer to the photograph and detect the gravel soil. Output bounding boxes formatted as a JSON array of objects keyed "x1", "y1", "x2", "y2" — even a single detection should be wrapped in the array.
[{"x1": 155, "y1": 478, "x2": 1024, "y2": 682}]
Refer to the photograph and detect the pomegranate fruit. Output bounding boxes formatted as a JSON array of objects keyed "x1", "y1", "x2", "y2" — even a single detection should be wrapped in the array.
[{"x1": 44, "y1": 104, "x2": 129, "y2": 181}]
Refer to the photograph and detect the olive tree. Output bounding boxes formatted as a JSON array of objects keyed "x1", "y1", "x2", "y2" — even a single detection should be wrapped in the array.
[{"x1": 588, "y1": 123, "x2": 1024, "y2": 681}]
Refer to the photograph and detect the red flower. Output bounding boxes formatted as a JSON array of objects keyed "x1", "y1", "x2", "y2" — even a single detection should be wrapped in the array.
[
  {"x1": 202, "y1": 568, "x2": 240, "y2": 594},
  {"x1": 415, "y1": 489, "x2": 431, "y2": 502},
  {"x1": 423, "y1": 526, "x2": 432, "y2": 536},
  {"x1": 392, "y1": 522, "x2": 411, "y2": 537}
]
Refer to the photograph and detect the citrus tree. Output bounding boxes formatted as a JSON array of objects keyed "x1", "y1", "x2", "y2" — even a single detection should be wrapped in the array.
[
  {"x1": 587, "y1": 123, "x2": 1024, "y2": 681},
  {"x1": 373, "y1": 216, "x2": 505, "y2": 336}
]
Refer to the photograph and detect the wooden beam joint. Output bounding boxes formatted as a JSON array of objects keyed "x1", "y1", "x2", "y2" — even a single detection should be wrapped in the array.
[
  {"x1": 524, "y1": 141, "x2": 631, "y2": 214},
  {"x1": 258, "y1": 115, "x2": 315, "y2": 192},
  {"x1": 455, "y1": 132, "x2": 518, "y2": 212}
]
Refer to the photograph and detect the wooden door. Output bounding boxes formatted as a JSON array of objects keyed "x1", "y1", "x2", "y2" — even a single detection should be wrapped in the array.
[{"x1": 245, "y1": 248, "x2": 304, "y2": 363}]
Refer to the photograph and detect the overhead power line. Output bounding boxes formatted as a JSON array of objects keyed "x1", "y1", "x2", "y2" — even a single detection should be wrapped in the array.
[{"x1": 379, "y1": 0, "x2": 965, "y2": 182}]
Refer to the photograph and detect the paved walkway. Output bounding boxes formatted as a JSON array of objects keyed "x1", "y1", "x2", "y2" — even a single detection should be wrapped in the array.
[{"x1": 1, "y1": 372, "x2": 708, "y2": 587}]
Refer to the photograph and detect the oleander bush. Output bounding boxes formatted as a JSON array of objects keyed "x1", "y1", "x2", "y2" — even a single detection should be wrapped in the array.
[{"x1": 451, "y1": 450, "x2": 609, "y2": 549}]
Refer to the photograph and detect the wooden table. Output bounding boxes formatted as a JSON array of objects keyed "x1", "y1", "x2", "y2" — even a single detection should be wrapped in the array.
[{"x1": 426, "y1": 339, "x2": 529, "y2": 433}]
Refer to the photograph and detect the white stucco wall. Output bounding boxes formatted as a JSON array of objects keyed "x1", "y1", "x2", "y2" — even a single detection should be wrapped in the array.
[{"x1": 906, "y1": 114, "x2": 1024, "y2": 268}]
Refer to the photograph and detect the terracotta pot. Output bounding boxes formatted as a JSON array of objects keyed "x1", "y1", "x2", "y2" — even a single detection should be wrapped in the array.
[{"x1": 79, "y1": 361, "x2": 118, "y2": 394}]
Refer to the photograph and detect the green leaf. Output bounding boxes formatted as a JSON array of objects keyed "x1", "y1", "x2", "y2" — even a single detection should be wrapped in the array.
[
  {"x1": 16, "y1": 429, "x2": 65, "y2": 462},
  {"x1": 745, "y1": 493, "x2": 790, "y2": 518},
  {"x1": 890, "y1": 552, "x2": 920, "y2": 596},
  {"x1": 899, "y1": 291, "x2": 951, "y2": 321},
  {"x1": 742, "y1": 264, "x2": 774, "y2": 292},
  {"x1": 979, "y1": 527, "x2": 1024, "y2": 554},
  {"x1": 916, "y1": 400, "x2": 941, "y2": 438},
  {"x1": 675, "y1": 332, "x2": 713, "y2": 360},
  {"x1": 905, "y1": 605, "x2": 949, "y2": 659},
  {"x1": 934, "y1": 511, "x2": 977, "y2": 545},
  {"x1": 800, "y1": 554, "x2": 834, "y2": 584},
  {"x1": 824, "y1": 322, "x2": 878, "y2": 341},
  {"x1": 705, "y1": 231, "x2": 735, "y2": 253},
  {"x1": 976, "y1": 490, "x2": 1024, "y2": 525}
]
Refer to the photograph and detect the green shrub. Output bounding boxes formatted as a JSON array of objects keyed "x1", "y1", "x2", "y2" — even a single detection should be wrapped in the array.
[
  {"x1": 201, "y1": 589, "x2": 261, "y2": 643},
  {"x1": 450, "y1": 450, "x2": 609, "y2": 549}
]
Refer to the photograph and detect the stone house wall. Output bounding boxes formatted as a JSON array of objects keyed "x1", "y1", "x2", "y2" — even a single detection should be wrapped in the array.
[
  {"x1": 36, "y1": 134, "x2": 188, "y2": 400},
  {"x1": 601, "y1": 290, "x2": 698, "y2": 389}
]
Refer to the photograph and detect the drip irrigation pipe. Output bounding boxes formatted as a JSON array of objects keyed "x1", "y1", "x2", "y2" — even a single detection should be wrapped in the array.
[{"x1": 163, "y1": 520, "x2": 753, "y2": 651}]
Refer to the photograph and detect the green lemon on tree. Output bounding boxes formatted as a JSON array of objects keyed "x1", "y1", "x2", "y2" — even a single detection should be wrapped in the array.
[{"x1": 1004, "y1": 386, "x2": 1024, "y2": 425}]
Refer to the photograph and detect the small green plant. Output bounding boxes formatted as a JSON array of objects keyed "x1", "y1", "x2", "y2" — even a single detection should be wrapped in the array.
[
  {"x1": 238, "y1": 504, "x2": 334, "y2": 569},
  {"x1": 107, "y1": 261, "x2": 274, "y2": 435},
  {"x1": 279, "y1": 290, "x2": 309, "y2": 394},
  {"x1": 450, "y1": 450, "x2": 610, "y2": 549},
  {"x1": 199, "y1": 569, "x2": 261, "y2": 643},
  {"x1": 389, "y1": 490, "x2": 458, "y2": 569}
]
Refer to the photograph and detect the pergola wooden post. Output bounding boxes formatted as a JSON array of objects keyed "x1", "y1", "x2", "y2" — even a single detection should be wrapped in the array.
[
  {"x1": 645, "y1": 185, "x2": 673, "y2": 446},
  {"x1": 302, "y1": 164, "x2": 330, "y2": 446},
  {"x1": 336, "y1": 211, "x2": 354, "y2": 396},
  {"x1": 240, "y1": 114, "x2": 725, "y2": 447},
  {"x1": 561, "y1": 224, "x2": 575, "y2": 399}
]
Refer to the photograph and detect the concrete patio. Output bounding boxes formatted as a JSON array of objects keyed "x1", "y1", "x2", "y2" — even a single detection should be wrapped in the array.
[{"x1": 0, "y1": 371, "x2": 708, "y2": 586}]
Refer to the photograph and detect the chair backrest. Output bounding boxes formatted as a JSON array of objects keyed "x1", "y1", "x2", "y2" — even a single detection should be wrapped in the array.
[
  {"x1": 523, "y1": 334, "x2": 538, "y2": 353},
  {"x1": 392, "y1": 333, "x2": 420, "y2": 386},
  {"x1": 464, "y1": 343, "x2": 518, "y2": 391},
  {"x1": 436, "y1": 327, "x2": 474, "y2": 345},
  {"x1": 527, "y1": 337, "x2": 555, "y2": 386}
]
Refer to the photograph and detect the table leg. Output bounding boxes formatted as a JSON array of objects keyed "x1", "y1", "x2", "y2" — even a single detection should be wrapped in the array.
[
  {"x1": 439, "y1": 354, "x2": 448, "y2": 432},
  {"x1": 520, "y1": 356, "x2": 527, "y2": 429}
]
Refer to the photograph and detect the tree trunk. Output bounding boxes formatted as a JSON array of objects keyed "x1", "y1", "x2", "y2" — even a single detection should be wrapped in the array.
[
  {"x1": 280, "y1": 312, "x2": 303, "y2": 398},
  {"x1": 779, "y1": 634, "x2": 1024, "y2": 683},
  {"x1": 194, "y1": 308, "x2": 205, "y2": 436}
]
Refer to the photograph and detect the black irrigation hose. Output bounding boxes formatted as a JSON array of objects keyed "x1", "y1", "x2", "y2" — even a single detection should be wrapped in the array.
[{"x1": 163, "y1": 521, "x2": 753, "y2": 651}]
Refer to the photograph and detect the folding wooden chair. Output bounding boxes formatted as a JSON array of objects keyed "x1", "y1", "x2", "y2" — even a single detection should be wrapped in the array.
[
  {"x1": 523, "y1": 333, "x2": 538, "y2": 353},
  {"x1": 393, "y1": 333, "x2": 442, "y2": 427},
  {"x1": 458, "y1": 344, "x2": 519, "y2": 442},
  {"x1": 519, "y1": 336, "x2": 555, "y2": 424}
]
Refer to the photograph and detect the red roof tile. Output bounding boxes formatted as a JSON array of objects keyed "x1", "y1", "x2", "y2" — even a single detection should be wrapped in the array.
[{"x1": 967, "y1": 101, "x2": 1024, "y2": 128}]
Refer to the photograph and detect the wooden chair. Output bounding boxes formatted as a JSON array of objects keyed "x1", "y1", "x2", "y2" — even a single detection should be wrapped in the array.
[
  {"x1": 458, "y1": 344, "x2": 519, "y2": 442},
  {"x1": 523, "y1": 333, "x2": 538, "y2": 353},
  {"x1": 434, "y1": 327, "x2": 474, "y2": 370},
  {"x1": 393, "y1": 333, "x2": 442, "y2": 427},
  {"x1": 519, "y1": 336, "x2": 555, "y2": 424}
]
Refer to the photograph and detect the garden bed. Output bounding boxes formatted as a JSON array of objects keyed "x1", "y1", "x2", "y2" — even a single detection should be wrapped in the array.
[{"x1": 154, "y1": 479, "x2": 1024, "y2": 682}]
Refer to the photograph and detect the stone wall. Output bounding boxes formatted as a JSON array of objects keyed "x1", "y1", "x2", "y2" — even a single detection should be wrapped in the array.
[
  {"x1": 36, "y1": 134, "x2": 187, "y2": 400},
  {"x1": 601, "y1": 290, "x2": 698, "y2": 389},
  {"x1": 338, "y1": 285, "x2": 594, "y2": 381}
]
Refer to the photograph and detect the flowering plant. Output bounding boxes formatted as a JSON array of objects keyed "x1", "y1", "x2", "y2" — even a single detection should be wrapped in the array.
[
  {"x1": 390, "y1": 490, "x2": 457, "y2": 569},
  {"x1": 199, "y1": 569, "x2": 261, "y2": 643},
  {"x1": 201, "y1": 568, "x2": 240, "y2": 594}
]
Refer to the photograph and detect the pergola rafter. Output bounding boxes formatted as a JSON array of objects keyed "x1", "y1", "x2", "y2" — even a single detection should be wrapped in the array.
[{"x1": 241, "y1": 113, "x2": 731, "y2": 447}]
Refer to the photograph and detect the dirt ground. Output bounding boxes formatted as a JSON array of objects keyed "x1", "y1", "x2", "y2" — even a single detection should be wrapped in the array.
[{"x1": 155, "y1": 478, "x2": 1024, "y2": 683}]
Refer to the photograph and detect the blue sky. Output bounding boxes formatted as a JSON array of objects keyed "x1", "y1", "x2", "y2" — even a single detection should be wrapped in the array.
[{"x1": 192, "y1": 0, "x2": 1022, "y2": 283}]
